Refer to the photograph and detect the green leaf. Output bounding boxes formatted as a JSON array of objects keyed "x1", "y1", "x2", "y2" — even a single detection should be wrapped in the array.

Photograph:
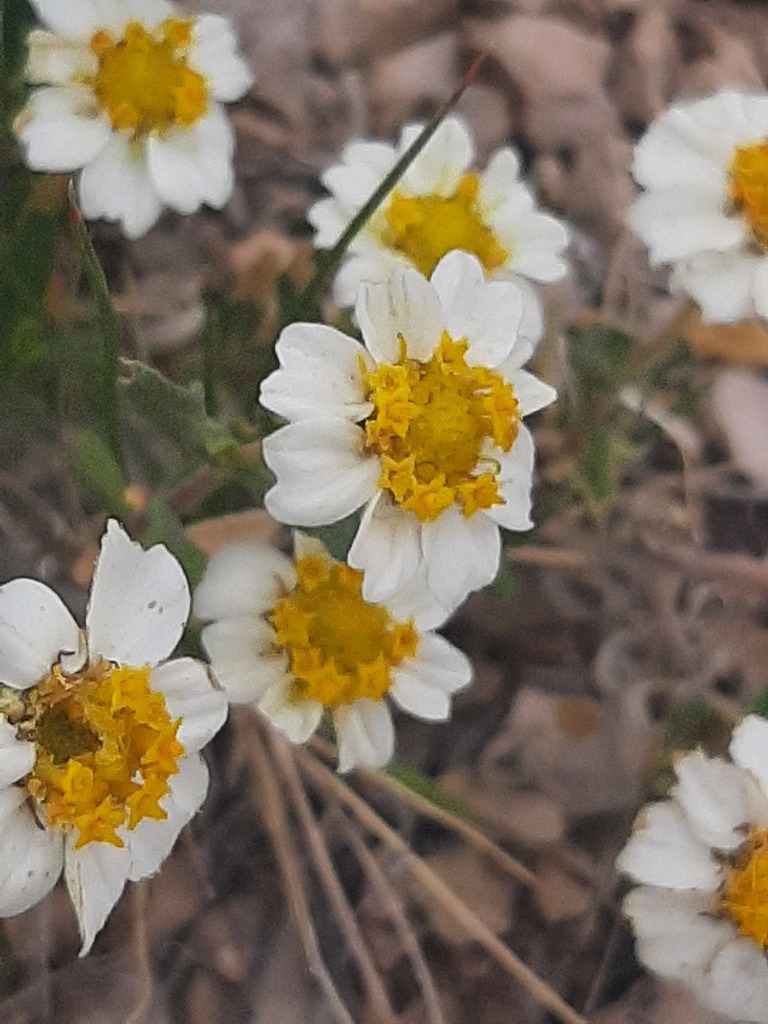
[
  {"x1": 145, "y1": 497, "x2": 207, "y2": 587},
  {"x1": 71, "y1": 427, "x2": 130, "y2": 517},
  {"x1": 120, "y1": 360, "x2": 240, "y2": 471},
  {"x1": 569, "y1": 323, "x2": 633, "y2": 402}
]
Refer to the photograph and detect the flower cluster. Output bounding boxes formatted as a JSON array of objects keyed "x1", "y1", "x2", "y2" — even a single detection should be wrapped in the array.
[{"x1": 7, "y1": 0, "x2": 571, "y2": 962}]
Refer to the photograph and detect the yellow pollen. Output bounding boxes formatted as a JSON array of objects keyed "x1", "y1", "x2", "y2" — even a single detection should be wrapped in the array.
[
  {"x1": 381, "y1": 173, "x2": 509, "y2": 278},
  {"x1": 90, "y1": 18, "x2": 208, "y2": 137},
  {"x1": 730, "y1": 142, "x2": 768, "y2": 250},
  {"x1": 269, "y1": 554, "x2": 419, "y2": 709},
  {"x1": 720, "y1": 827, "x2": 768, "y2": 947},
  {"x1": 362, "y1": 333, "x2": 520, "y2": 522},
  {"x1": 24, "y1": 661, "x2": 184, "y2": 849}
]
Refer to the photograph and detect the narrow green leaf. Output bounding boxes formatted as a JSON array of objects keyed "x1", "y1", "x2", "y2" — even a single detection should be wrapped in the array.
[
  {"x1": 145, "y1": 497, "x2": 207, "y2": 587},
  {"x1": 69, "y1": 185, "x2": 123, "y2": 468}
]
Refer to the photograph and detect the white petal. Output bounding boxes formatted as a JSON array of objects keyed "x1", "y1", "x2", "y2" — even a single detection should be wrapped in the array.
[
  {"x1": 334, "y1": 699, "x2": 394, "y2": 772},
  {"x1": 29, "y1": 0, "x2": 109, "y2": 35},
  {"x1": 190, "y1": 14, "x2": 253, "y2": 102},
  {"x1": 263, "y1": 419, "x2": 378, "y2": 527},
  {"x1": 616, "y1": 801, "x2": 721, "y2": 891},
  {"x1": 16, "y1": 86, "x2": 110, "y2": 172},
  {"x1": 730, "y1": 714, "x2": 768, "y2": 796},
  {"x1": 486, "y1": 426, "x2": 536, "y2": 532},
  {"x1": 127, "y1": 753, "x2": 209, "y2": 882},
  {"x1": 259, "y1": 680, "x2": 323, "y2": 745},
  {"x1": 147, "y1": 105, "x2": 234, "y2": 213},
  {"x1": 309, "y1": 197, "x2": 349, "y2": 249},
  {"x1": 26, "y1": 30, "x2": 96, "y2": 85},
  {"x1": 429, "y1": 251, "x2": 523, "y2": 366},
  {"x1": 509, "y1": 370, "x2": 557, "y2": 417},
  {"x1": 0, "y1": 789, "x2": 63, "y2": 917},
  {"x1": 348, "y1": 494, "x2": 421, "y2": 604},
  {"x1": 398, "y1": 117, "x2": 474, "y2": 198},
  {"x1": 478, "y1": 147, "x2": 522, "y2": 212},
  {"x1": 704, "y1": 935, "x2": 768, "y2": 1023},
  {"x1": 672, "y1": 750, "x2": 757, "y2": 852},
  {"x1": 194, "y1": 543, "x2": 295, "y2": 621},
  {"x1": 201, "y1": 616, "x2": 287, "y2": 704},
  {"x1": 422, "y1": 507, "x2": 501, "y2": 610},
  {"x1": 623, "y1": 886, "x2": 730, "y2": 980},
  {"x1": 500, "y1": 210, "x2": 569, "y2": 282},
  {"x1": 754, "y1": 258, "x2": 768, "y2": 321},
  {"x1": 0, "y1": 719, "x2": 35, "y2": 787},
  {"x1": 333, "y1": 250, "x2": 406, "y2": 308},
  {"x1": 64, "y1": 833, "x2": 131, "y2": 955},
  {"x1": 260, "y1": 323, "x2": 373, "y2": 422},
  {"x1": 356, "y1": 269, "x2": 445, "y2": 364},
  {"x1": 149, "y1": 658, "x2": 226, "y2": 753},
  {"x1": 390, "y1": 632, "x2": 472, "y2": 721},
  {"x1": 86, "y1": 519, "x2": 190, "y2": 668},
  {"x1": 384, "y1": 562, "x2": 454, "y2": 632},
  {"x1": 670, "y1": 251, "x2": 759, "y2": 324},
  {"x1": 322, "y1": 144, "x2": 397, "y2": 210},
  {"x1": 628, "y1": 186, "x2": 745, "y2": 264},
  {"x1": 0, "y1": 578, "x2": 81, "y2": 689},
  {"x1": 513, "y1": 278, "x2": 544, "y2": 352},
  {"x1": 78, "y1": 133, "x2": 163, "y2": 239}
]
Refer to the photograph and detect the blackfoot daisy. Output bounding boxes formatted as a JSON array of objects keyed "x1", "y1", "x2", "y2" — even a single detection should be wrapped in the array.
[
  {"x1": 259, "y1": 250, "x2": 556, "y2": 611},
  {"x1": 309, "y1": 115, "x2": 568, "y2": 348},
  {"x1": 15, "y1": 0, "x2": 252, "y2": 238},
  {"x1": 194, "y1": 534, "x2": 472, "y2": 772},
  {"x1": 0, "y1": 521, "x2": 227, "y2": 953},
  {"x1": 617, "y1": 715, "x2": 768, "y2": 1022},
  {"x1": 630, "y1": 90, "x2": 768, "y2": 323}
]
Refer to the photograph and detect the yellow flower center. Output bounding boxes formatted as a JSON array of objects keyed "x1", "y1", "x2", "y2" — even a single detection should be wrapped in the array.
[
  {"x1": 729, "y1": 142, "x2": 768, "y2": 250},
  {"x1": 362, "y1": 333, "x2": 520, "y2": 522},
  {"x1": 22, "y1": 661, "x2": 184, "y2": 849},
  {"x1": 720, "y1": 827, "x2": 768, "y2": 947},
  {"x1": 269, "y1": 554, "x2": 419, "y2": 709},
  {"x1": 90, "y1": 18, "x2": 208, "y2": 137},
  {"x1": 381, "y1": 173, "x2": 509, "y2": 278}
]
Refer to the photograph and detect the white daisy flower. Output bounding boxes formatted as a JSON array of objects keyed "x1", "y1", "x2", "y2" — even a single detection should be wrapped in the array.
[
  {"x1": 194, "y1": 533, "x2": 472, "y2": 772},
  {"x1": 629, "y1": 90, "x2": 768, "y2": 324},
  {"x1": 0, "y1": 520, "x2": 227, "y2": 954},
  {"x1": 15, "y1": 0, "x2": 252, "y2": 238},
  {"x1": 259, "y1": 250, "x2": 556, "y2": 612},
  {"x1": 617, "y1": 715, "x2": 768, "y2": 1023},
  {"x1": 308, "y1": 115, "x2": 569, "y2": 348}
]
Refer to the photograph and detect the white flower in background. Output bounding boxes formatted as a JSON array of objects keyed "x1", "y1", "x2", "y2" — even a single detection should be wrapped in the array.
[
  {"x1": 259, "y1": 250, "x2": 556, "y2": 612},
  {"x1": 629, "y1": 90, "x2": 768, "y2": 324},
  {"x1": 194, "y1": 534, "x2": 472, "y2": 772},
  {"x1": 309, "y1": 115, "x2": 569, "y2": 348},
  {"x1": 617, "y1": 715, "x2": 768, "y2": 1023},
  {"x1": 15, "y1": 0, "x2": 252, "y2": 238},
  {"x1": 0, "y1": 520, "x2": 227, "y2": 954}
]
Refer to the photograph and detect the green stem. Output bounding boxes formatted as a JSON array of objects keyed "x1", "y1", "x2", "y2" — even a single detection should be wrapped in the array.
[
  {"x1": 294, "y1": 53, "x2": 486, "y2": 320},
  {"x1": 201, "y1": 301, "x2": 219, "y2": 417},
  {"x1": 68, "y1": 182, "x2": 123, "y2": 468}
]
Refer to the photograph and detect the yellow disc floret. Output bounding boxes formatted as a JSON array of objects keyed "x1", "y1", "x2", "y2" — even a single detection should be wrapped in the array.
[
  {"x1": 720, "y1": 826, "x2": 768, "y2": 947},
  {"x1": 730, "y1": 142, "x2": 768, "y2": 250},
  {"x1": 362, "y1": 333, "x2": 520, "y2": 522},
  {"x1": 90, "y1": 18, "x2": 208, "y2": 137},
  {"x1": 23, "y1": 660, "x2": 184, "y2": 849},
  {"x1": 381, "y1": 173, "x2": 509, "y2": 278},
  {"x1": 269, "y1": 553, "x2": 419, "y2": 709}
]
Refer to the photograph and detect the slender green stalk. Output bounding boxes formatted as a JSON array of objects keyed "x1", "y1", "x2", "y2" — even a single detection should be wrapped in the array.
[
  {"x1": 201, "y1": 301, "x2": 220, "y2": 417},
  {"x1": 294, "y1": 54, "x2": 486, "y2": 319},
  {"x1": 68, "y1": 182, "x2": 123, "y2": 468}
]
